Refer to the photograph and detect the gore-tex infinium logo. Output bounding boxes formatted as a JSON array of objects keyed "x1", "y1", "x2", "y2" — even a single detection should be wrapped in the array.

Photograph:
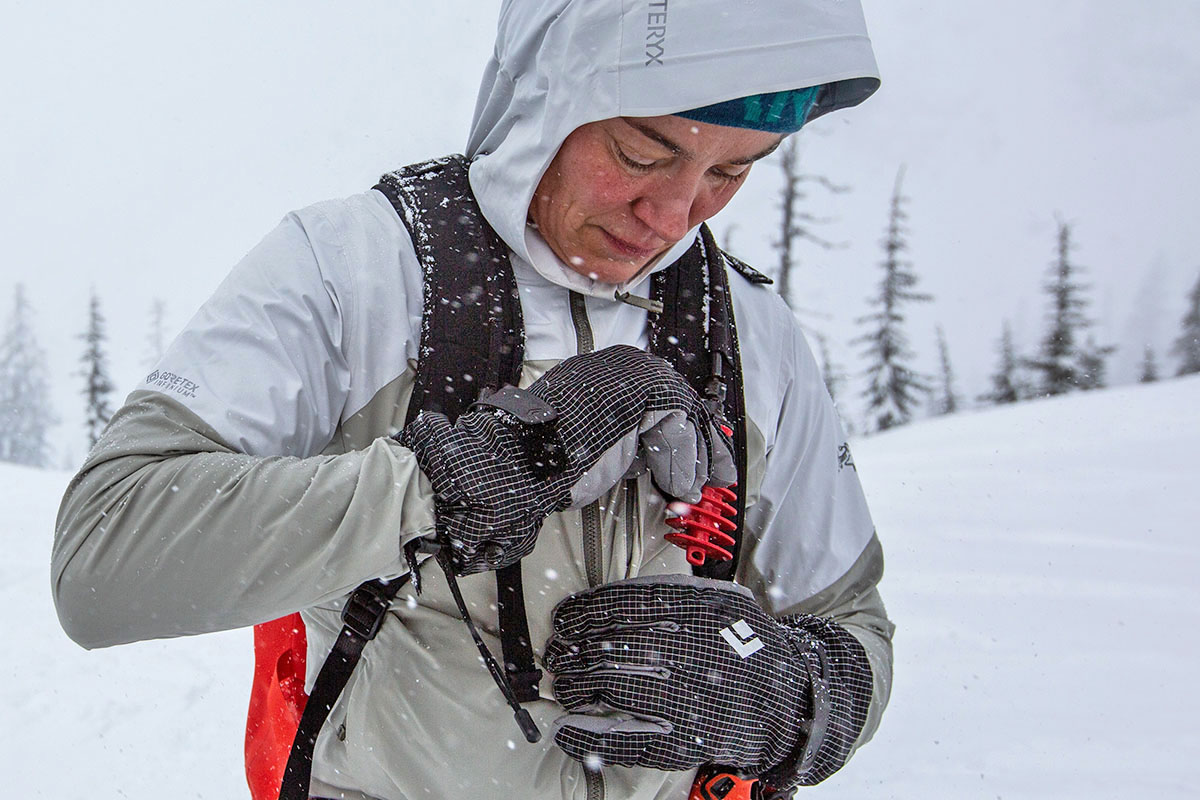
[
  {"x1": 645, "y1": 0, "x2": 667, "y2": 65},
  {"x1": 145, "y1": 370, "x2": 199, "y2": 399},
  {"x1": 719, "y1": 619, "x2": 764, "y2": 658}
]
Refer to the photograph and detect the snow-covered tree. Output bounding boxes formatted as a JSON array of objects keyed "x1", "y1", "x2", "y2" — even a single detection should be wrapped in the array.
[
  {"x1": 0, "y1": 284, "x2": 57, "y2": 466},
  {"x1": 854, "y1": 167, "x2": 931, "y2": 432},
  {"x1": 79, "y1": 289, "x2": 115, "y2": 449},
  {"x1": 1173, "y1": 269, "x2": 1200, "y2": 376},
  {"x1": 933, "y1": 325, "x2": 960, "y2": 415},
  {"x1": 1025, "y1": 220, "x2": 1110, "y2": 396},
  {"x1": 772, "y1": 136, "x2": 847, "y2": 309},
  {"x1": 979, "y1": 321, "x2": 1023, "y2": 405},
  {"x1": 1076, "y1": 335, "x2": 1116, "y2": 391},
  {"x1": 1139, "y1": 345, "x2": 1159, "y2": 384}
]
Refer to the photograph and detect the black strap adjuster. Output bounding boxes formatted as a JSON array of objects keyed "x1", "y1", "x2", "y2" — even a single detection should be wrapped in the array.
[
  {"x1": 508, "y1": 668, "x2": 544, "y2": 704},
  {"x1": 340, "y1": 580, "x2": 395, "y2": 640}
]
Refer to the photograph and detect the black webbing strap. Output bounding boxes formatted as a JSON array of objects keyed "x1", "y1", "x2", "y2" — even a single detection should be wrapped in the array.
[
  {"x1": 277, "y1": 577, "x2": 408, "y2": 800},
  {"x1": 697, "y1": 224, "x2": 751, "y2": 582},
  {"x1": 496, "y1": 561, "x2": 544, "y2": 703}
]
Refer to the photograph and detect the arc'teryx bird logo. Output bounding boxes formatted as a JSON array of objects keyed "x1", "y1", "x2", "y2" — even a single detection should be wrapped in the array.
[
  {"x1": 719, "y1": 619, "x2": 764, "y2": 658},
  {"x1": 838, "y1": 442, "x2": 856, "y2": 472}
]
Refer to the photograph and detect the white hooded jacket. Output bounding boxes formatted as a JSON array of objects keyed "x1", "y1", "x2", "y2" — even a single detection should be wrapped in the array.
[
  {"x1": 467, "y1": 0, "x2": 878, "y2": 298},
  {"x1": 53, "y1": 2, "x2": 891, "y2": 798}
]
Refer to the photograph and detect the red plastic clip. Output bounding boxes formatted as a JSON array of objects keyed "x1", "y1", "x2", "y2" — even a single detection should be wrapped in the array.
[{"x1": 666, "y1": 484, "x2": 737, "y2": 566}]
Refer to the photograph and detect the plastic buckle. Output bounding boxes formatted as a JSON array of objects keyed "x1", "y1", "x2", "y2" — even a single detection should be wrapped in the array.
[{"x1": 340, "y1": 582, "x2": 393, "y2": 641}]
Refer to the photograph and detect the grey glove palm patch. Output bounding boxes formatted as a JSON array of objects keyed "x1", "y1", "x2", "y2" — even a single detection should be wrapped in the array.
[{"x1": 398, "y1": 345, "x2": 734, "y2": 574}]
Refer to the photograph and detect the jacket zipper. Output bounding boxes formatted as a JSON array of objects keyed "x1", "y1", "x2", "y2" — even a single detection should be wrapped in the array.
[
  {"x1": 624, "y1": 478, "x2": 639, "y2": 577},
  {"x1": 568, "y1": 291, "x2": 605, "y2": 800},
  {"x1": 568, "y1": 291, "x2": 604, "y2": 590}
]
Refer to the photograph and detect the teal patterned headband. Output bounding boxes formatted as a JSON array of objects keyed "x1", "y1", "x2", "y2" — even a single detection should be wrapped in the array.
[{"x1": 676, "y1": 86, "x2": 822, "y2": 134}]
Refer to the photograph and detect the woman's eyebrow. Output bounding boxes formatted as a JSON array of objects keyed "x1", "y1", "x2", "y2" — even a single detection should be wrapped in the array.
[
  {"x1": 731, "y1": 138, "x2": 783, "y2": 165},
  {"x1": 626, "y1": 120, "x2": 687, "y2": 157},
  {"x1": 625, "y1": 119, "x2": 783, "y2": 165}
]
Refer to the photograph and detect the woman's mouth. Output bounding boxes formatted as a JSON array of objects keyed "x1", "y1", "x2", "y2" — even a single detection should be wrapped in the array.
[{"x1": 601, "y1": 229, "x2": 662, "y2": 261}]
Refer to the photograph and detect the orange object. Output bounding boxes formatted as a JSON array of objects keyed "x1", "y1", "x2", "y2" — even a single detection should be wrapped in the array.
[
  {"x1": 688, "y1": 768, "x2": 760, "y2": 800},
  {"x1": 245, "y1": 614, "x2": 309, "y2": 800}
]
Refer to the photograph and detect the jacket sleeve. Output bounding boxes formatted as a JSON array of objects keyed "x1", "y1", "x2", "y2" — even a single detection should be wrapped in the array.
[
  {"x1": 737, "y1": 300, "x2": 894, "y2": 781},
  {"x1": 52, "y1": 202, "x2": 437, "y2": 649}
]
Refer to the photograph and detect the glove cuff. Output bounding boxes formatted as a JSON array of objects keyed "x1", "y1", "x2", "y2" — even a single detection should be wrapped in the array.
[
  {"x1": 472, "y1": 385, "x2": 565, "y2": 480},
  {"x1": 758, "y1": 615, "x2": 874, "y2": 796}
]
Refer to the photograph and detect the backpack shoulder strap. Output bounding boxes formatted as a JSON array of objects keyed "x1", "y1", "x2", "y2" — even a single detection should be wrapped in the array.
[
  {"x1": 377, "y1": 155, "x2": 542, "y2": 700},
  {"x1": 375, "y1": 155, "x2": 524, "y2": 423},
  {"x1": 648, "y1": 224, "x2": 750, "y2": 582}
]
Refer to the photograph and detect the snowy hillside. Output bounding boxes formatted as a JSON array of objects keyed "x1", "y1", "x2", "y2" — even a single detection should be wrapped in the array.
[
  {"x1": 7, "y1": 377, "x2": 1198, "y2": 798},
  {"x1": 5, "y1": 467, "x2": 252, "y2": 798}
]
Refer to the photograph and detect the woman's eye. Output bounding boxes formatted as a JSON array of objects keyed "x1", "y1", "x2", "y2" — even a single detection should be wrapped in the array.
[
  {"x1": 710, "y1": 167, "x2": 747, "y2": 184},
  {"x1": 616, "y1": 148, "x2": 656, "y2": 171}
]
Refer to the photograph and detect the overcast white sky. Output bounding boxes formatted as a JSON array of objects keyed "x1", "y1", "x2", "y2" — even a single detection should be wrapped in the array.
[{"x1": 3, "y1": 1, "x2": 1199, "y2": 463}]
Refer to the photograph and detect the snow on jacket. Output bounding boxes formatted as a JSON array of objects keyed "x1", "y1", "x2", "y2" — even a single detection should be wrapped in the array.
[{"x1": 53, "y1": 2, "x2": 892, "y2": 798}]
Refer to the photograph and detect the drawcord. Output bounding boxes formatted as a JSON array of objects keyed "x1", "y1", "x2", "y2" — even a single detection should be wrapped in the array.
[
  {"x1": 409, "y1": 539, "x2": 542, "y2": 744},
  {"x1": 614, "y1": 290, "x2": 665, "y2": 314}
]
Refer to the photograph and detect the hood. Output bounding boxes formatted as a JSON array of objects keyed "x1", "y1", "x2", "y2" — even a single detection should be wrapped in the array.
[{"x1": 465, "y1": 0, "x2": 880, "y2": 294}]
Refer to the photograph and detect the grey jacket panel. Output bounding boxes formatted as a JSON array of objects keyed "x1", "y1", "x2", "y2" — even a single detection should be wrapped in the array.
[
  {"x1": 52, "y1": 390, "x2": 434, "y2": 648},
  {"x1": 769, "y1": 533, "x2": 894, "y2": 752}
]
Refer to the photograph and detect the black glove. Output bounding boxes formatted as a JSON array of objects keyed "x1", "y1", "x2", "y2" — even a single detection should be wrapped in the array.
[
  {"x1": 544, "y1": 575, "x2": 871, "y2": 786},
  {"x1": 397, "y1": 345, "x2": 734, "y2": 574}
]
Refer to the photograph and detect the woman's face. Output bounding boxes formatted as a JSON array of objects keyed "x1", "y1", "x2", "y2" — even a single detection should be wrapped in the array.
[{"x1": 529, "y1": 115, "x2": 782, "y2": 284}]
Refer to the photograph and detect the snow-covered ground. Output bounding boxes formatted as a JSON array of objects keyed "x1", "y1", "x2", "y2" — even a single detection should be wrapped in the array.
[{"x1": 6, "y1": 377, "x2": 1198, "y2": 798}]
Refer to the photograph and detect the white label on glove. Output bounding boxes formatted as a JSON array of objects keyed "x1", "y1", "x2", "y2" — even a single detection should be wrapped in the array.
[{"x1": 719, "y1": 619, "x2": 765, "y2": 658}]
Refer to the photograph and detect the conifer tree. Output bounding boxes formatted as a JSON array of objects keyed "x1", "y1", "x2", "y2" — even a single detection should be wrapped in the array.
[
  {"x1": 854, "y1": 167, "x2": 931, "y2": 431},
  {"x1": 0, "y1": 284, "x2": 57, "y2": 466},
  {"x1": 1076, "y1": 335, "x2": 1116, "y2": 391},
  {"x1": 1173, "y1": 269, "x2": 1200, "y2": 376},
  {"x1": 721, "y1": 223, "x2": 739, "y2": 253},
  {"x1": 933, "y1": 325, "x2": 960, "y2": 415},
  {"x1": 979, "y1": 321, "x2": 1022, "y2": 405},
  {"x1": 144, "y1": 297, "x2": 168, "y2": 369},
  {"x1": 79, "y1": 289, "x2": 115, "y2": 449},
  {"x1": 1139, "y1": 345, "x2": 1159, "y2": 383},
  {"x1": 772, "y1": 136, "x2": 847, "y2": 309},
  {"x1": 1025, "y1": 220, "x2": 1110, "y2": 395}
]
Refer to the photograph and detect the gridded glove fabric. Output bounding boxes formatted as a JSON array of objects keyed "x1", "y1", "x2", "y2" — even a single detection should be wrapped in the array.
[
  {"x1": 397, "y1": 345, "x2": 734, "y2": 574},
  {"x1": 543, "y1": 575, "x2": 816, "y2": 773},
  {"x1": 760, "y1": 614, "x2": 874, "y2": 792}
]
